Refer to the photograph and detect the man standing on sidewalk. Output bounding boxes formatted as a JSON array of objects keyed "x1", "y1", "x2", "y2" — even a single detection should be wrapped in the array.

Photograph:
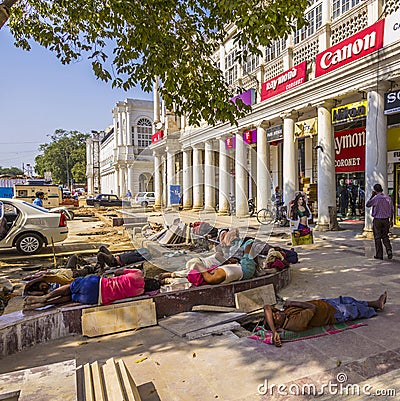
[{"x1": 366, "y1": 184, "x2": 394, "y2": 260}]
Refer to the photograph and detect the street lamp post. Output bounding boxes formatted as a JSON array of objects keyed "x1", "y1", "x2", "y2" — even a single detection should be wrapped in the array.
[{"x1": 65, "y1": 151, "x2": 70, "y2": 189}]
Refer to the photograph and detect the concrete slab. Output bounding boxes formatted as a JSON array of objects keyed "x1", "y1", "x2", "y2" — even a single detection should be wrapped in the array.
[
  {"x1": 305, "y1": 326, "x2": 388, "y2": 364},
  {"x1": 186, "y1": 322, "x2": 241, "y2": 340},
  {"x1": 158, "y1": 311, "x2": 246, "y2": 337},
  {"x1": 0, "y1": 360, "x2": 76, "y2": 401}
]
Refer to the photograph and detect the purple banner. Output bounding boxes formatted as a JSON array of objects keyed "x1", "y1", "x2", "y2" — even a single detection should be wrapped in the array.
[{"x1": 231, "y1": 88, "x2": 256, "y2": 106}]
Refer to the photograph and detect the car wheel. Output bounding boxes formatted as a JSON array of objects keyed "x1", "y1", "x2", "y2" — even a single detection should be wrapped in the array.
[
  {"x1": 141, "y1": 201, "x2": 148, "y2": 207},
  {"x1": 16, "y1": 233, "x2": 43, "y2": 255}
]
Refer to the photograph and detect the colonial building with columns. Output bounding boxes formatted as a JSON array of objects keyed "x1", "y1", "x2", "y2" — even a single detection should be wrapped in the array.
[
  {"x1": 86, "y1": 98, "x2": 154, "y2": 196},
  {"x1": 150, "y1": 0, "x2": 400, "y2": 231}
]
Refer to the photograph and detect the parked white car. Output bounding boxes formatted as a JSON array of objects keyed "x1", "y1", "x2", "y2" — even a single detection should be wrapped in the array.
[
  {"x1": 133, "y1": 192, "x2": 155, "y2": 207},
  {"x1": 0, "y1": 198, "x2": 69, "y2": 255}
]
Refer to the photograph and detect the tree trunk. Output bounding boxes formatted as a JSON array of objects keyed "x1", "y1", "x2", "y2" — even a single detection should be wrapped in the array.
[{"x1": 0, "y1": 0, "x2": 18, "y2": 30}]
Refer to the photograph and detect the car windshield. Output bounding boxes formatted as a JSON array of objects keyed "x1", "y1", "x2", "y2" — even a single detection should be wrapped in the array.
[
  {"x1": 137, "y1": 192, "x2": 145, "y2": 196},
  {"x1": 22, "y1": 201, "x2": 49, "y2": 213}
]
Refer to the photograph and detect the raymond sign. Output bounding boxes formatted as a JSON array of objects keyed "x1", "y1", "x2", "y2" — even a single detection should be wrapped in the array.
[
  {"x1": 295, "y1": 118, "x2": 317, "y2": 139},
  {"x1": 151, "y1": 130, "x2": 164, "y2": 144},
  {"x1": 332, "y1": 100, "x2": 368, "y2": 125},
  {"x1": 261, "y1": 61, "x2": 307, "y2": 101},
  {"x1": 335, "y1": 127, "x2": 365, "y2": 173},
  {"x1": 315, "y1": 19, "x2": 384, "y2": 77}
]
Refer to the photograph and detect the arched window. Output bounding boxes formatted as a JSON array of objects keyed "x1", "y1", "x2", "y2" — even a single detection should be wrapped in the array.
[{"x1": 136, "y1": 118, "x2": 152, "y2": 148}]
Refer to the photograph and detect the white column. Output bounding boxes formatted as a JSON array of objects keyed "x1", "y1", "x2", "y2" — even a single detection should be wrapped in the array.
[
  {"x1": 364, "y1": 89, "x2": 387, "y2": 232},
  {"x1": 166, "y1": 147, "x2": 176, "y2": 207},
  {"x1": 162, "y1": 155, "x2": 167, "y2": 206},
  {"x1": 118, "y1": 112, "x2": 124, "y2": 146},
  {"x1": 192, "y1": 146, "x2": 204, "y2": 210},
  {"x1": 119, "y1": 166, "x2": 127, "y2": 197},
  {"x1": 126, "y1": 110, "x2": 132, "y2": 146},
  {"x1": 235, "y1": 131, "x2": 248, "y2": 217},
  {"x1": 153, "y1": 152, "x2": 163, "y2": 210},
  {"x1": 218, "y1": 138, "x2": 230, "y2": 215},
  {"x1": 114, "y1": 168, "x2": 120, "y2": 196},
  {"x1": 113, "y1": 115, "x2": 119, "y2": 147},
  {"x1": 153, "y1": 77, "x2": 161, "y2": 122},
  {"x1": 127, "y1": 167, "x2": 134, "y2": 197},
  {"x1": 316, "y1": 102, "x2": 336, "y2": 230},
  {"x1": 204, "y1": 140, "x2": 216, "y2": 211},
  {"x1": 182, "y1": 148, "x2": 193, "y2": 209},
  {"x1": 283, "y1": 116, "x2": 297, "y2": 205},
  {"x1": 257, "y1": 125, "x2": 271, "y2": 210}
]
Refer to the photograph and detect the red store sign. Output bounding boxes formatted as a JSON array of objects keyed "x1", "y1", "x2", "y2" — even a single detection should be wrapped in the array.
[
  {"x1": 261, "y1": 61, "x2": 307, "y2": 101},
  {"x1": 335, "y1": 127, "x2": 366, "y2": 173},
  {"x1": 316, "y1": 19, "x2": 384, "y2": 77},
  {"x1": 151, "y1": 130, "x2": 164, "y2": 144}
]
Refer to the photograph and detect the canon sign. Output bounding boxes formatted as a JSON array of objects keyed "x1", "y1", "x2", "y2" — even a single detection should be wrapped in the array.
[{"x1": 316, "y1": 20, "x2": 384, "y2": 77}]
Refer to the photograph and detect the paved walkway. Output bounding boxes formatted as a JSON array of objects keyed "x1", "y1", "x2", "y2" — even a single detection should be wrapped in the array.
[{"x1": 1, "y1": 213, "x2": 399, "y2": 400}]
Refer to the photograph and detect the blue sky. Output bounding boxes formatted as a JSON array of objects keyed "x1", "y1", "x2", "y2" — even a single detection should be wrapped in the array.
[{"x1": 0, "y1": 28, "x2": 151, "y2": 171}]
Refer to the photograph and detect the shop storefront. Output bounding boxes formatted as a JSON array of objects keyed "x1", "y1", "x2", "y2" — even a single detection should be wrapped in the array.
[
  {"x1": 333, "y1": 101, "x2": 367, "y2": 218},
  {"x1": 266, "y1": 125, "x2": 283, "y2": 191},
  {"x1": 385, "y1": 88, "x2": 400, "y2": 225}
]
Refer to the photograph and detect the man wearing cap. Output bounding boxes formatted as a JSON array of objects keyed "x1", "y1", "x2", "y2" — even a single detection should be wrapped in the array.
[{"x1": 366, "y1": 183, "x2": 394, "y2": 260}]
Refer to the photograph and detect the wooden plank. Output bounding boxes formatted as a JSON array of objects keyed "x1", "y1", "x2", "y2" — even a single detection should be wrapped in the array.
[
  {"x1": 158, "y1": 311, "x2": 246, "y2": 337},
  {"x1": 91, "y1": 361, "x2": 106, "y2": 401},
  {"x1": 158, "y1": 225, "x2": 180, "y2": 245},
  {"x1": 186, "y1": 322, "x2": 241, "y2": 340},
  {"x1": 102, "y1": 358, "x2": 124, "y2": 401},
  {"x1": 191, "y1": 305, "x2": 239, "y2": 313},
  {"x1": 76, "y1": 365, "x2": 85, "y2": 401},
  {"x1": 82, "y1": 300, "x2": 157, "y2": 337},
  {"x1": 82, "y1": 299, "x2": 154, "y2": 315},
  {"x1": 117, "y1": 359, "x2": 142, "y2": 401},
  {"x1": 83, "y1": 363, "x2": 95, "y2": 401},
  {"x1": 234, "y1": 284, "x2": 276, "y2": 313}
]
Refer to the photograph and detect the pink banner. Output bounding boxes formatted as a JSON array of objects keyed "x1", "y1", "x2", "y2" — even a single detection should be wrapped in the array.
[{"x1": 261, "y1": 61, "x2": 307, "y2": 101}]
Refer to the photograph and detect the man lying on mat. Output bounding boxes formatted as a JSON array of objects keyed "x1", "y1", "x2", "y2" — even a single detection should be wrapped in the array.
[{"x1": 263, "y1": 292, "x2": 387, "y2": 347}]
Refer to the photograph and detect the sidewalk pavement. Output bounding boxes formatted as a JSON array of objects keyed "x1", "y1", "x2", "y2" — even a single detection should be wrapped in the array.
[{"x1": 0, "y1": 213, "x2": 399, "y2": 400}]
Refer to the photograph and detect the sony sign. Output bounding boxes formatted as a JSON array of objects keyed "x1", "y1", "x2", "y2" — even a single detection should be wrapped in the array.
[{"x1": 384, "y1": 89, "x2": 400, "y2": 115}]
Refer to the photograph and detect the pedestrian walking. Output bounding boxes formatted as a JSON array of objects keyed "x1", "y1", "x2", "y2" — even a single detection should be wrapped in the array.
[
  {"x1": 33, "y1": 191, "x2": 45, "y2": 207},
  {"x1": 366, "y1": 183, "x2": 394, "y2": 260}
]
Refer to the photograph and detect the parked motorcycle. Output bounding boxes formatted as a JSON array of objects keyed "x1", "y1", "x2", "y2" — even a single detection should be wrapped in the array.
[{"x1": 50, "y1": 206, "x2": 75, "y2": 220}]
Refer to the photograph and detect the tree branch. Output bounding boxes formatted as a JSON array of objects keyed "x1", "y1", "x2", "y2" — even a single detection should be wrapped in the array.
[{"x1": 0, "y1": 0, "x2": 17, "y2": 29}]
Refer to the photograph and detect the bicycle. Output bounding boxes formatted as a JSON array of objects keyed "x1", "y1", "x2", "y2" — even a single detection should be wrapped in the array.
[{"x1": 257, "y1": 203, "x2": 289, "y2": 227}]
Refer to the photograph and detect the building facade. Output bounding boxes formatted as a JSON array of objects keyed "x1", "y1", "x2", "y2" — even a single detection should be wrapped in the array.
[
  {"x1": 150, "y1": 0, "x2": 400, "y2": 230},
  {"x1": 86, "y1": 99, "x2": 154, "y2": 196}
]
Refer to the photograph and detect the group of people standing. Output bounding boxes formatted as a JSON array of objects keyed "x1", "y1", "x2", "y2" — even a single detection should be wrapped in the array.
[{"x1": 337, "y1": 179, "x2": 365, "y2": 218}]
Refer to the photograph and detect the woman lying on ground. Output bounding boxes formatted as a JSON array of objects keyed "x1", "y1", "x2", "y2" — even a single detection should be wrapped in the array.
[{"x1": 23, "y1": 268, "x2": 160, "y2": 310}]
